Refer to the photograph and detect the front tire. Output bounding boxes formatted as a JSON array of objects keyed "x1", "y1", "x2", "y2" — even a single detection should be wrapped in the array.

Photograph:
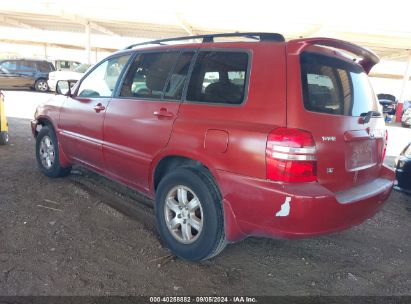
[
  {"x1": 35, "y1": 125, "x2": 71, "y2": 177},
  {"x1": 155, "y1": 167, "x2": 226, "y2": 261},
  {"x1": 35, "y1": 79, "x2": 49, "y2": 92}
]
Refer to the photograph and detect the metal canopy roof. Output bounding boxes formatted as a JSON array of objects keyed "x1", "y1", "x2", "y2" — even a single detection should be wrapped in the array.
[{"x1": 0, "y1": 0, "x2": 410, "y2": 61}]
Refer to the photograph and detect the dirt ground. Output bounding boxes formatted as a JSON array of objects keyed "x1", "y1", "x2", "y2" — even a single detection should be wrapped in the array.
[{"x1": 0, "y1": 117, "x2": 410, "y2": 296}]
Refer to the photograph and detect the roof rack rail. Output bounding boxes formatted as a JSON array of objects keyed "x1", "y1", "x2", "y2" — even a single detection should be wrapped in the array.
[{"x1": 124, "y1": 32, "x2": 285, "y2": 50}]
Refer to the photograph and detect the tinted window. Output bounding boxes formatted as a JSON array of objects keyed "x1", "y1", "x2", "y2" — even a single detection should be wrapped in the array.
[
  {"x1": 78, "y1": 54, "x2": 130, "y2": 98},
  {"x1": 164, "y1": 51, "x2": 194, "y2": 100},
  {"x1": 55, "y1": 60, "x2": 80, "y2": 71},
  {"x1": 120, "y1": 52, "x2": 179, "y2": 99},
  {"x1": 56, "y1": 61, "x2": 71, "y2": 70},
  {"x1": 187, "y1": 51, "x2": 248, "y2": 104},
  {"x1": 301, "y1": 52, "x2": 378, "y2": 116}
]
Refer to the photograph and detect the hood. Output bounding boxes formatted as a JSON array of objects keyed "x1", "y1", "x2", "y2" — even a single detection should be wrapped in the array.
[{"x1": 377, "y1": 93, "x2": 396, "y2": 102}]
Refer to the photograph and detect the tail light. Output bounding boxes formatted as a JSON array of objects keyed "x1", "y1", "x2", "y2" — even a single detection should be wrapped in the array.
[
  {"x1": 382, "y1": 129, "x2": 388, "y2": 160},
  {"x1": 266, "y1": 128, "x2": 317, "y2": 182}
]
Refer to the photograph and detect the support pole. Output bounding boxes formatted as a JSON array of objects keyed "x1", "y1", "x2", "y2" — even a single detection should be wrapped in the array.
[
  {"x1": 85, "y1": 21, "x2": 91, "y2": 64},
  {"x1": 397, "y1": 54, "x2": 411, "y2": 122},
  {"x1": 43, "y1": 44, "x2": 48, "y2": 60}
]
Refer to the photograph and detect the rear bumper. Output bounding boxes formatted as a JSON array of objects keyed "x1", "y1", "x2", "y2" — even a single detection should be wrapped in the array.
[
  {"x1": 47, "y1": 80, "x2": 57, "y2": 92},
  {"x1": 218, "y1": 165, "x2": 394, "y2": 242}
]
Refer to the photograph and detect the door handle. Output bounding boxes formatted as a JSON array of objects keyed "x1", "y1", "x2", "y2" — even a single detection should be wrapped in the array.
[
  {"x1": 93, "y1": 103, "x2": 106, "y2": 113},
  {"x1": 153, "y1": 108, "x2": 174, "y2": 118}
]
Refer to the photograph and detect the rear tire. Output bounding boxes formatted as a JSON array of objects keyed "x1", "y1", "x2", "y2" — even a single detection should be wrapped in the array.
[
  {"x1": 155, "y1": 167, "x2": 226, "y2": 261},
  {"x1": 35, "y1": 79, "x2": 49, "y2": 92},
  {"x1": 35, "y1": 125, "x2": 71, "y2": 177},
  {"x1": 0, "y1": 131, "x2": 9, "y2": 145}
]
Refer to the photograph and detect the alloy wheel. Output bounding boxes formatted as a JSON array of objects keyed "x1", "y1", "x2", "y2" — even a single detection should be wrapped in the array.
[
  {"x1": 39, "y1": 135, "x2": 55, "y2": 169},
  {"x1": 164, "y1": 185, "x2": 204, "y2": 244}
]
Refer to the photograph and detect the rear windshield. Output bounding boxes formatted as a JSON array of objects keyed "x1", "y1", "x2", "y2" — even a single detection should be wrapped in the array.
[{"x1": 301, "y1": 52, "x2": 378, "y2": 116}]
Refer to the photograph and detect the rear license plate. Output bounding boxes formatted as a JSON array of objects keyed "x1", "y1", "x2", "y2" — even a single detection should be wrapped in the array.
[{"x1": 345, "y1": 139, "x2": 377, "y2": 171}]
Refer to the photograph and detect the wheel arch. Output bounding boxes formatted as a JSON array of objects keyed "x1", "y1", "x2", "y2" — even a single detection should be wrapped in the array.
[
  {"x1": 153, "y1": 159, "x2": 228, "y2": 260},
  {"x1": 34, "y1": 78, "x2": 49, "y2": 91},
  {"x1": 151, "y1": 154, "x2": 219, "y2": 196},
  {"x1": 34, "y1": 116, "x2": 55, "y2": 137}
]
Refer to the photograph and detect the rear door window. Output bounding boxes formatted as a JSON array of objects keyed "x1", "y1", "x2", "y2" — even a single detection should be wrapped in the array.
[
  {"x1": 186, "y1": 51, "x2": 248, "y2": 105},
  {"x1": 301, "y1": 52, "x2": 378, "y2": 116}
]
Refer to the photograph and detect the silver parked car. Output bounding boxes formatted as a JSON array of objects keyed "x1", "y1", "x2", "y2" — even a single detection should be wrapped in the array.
[{"x1": 402, "y1": 108, "x2": 411, "y2": 128}]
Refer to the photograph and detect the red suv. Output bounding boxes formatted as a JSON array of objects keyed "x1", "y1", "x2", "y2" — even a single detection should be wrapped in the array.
[{"x1": 31, "y1": 33, "x2": 394, "y2": 261}]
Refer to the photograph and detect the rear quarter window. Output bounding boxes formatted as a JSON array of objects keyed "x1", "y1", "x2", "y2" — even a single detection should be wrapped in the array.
[
  {"x1": 301, "y1": 52, "x2": 378, "y2": 116},
  {"x1": 186, "y1": 51, "x2": 249, "y2": 105},
  {"x1": 37, "y1": 61, "x2": 55, "y2": 72}
]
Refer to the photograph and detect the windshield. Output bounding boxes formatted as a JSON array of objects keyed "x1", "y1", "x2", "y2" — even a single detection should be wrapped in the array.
[
  {"x1": 379, "y1": 99, "x2": 395, "y2": 105},
  {"x1": 301, "y1": 52, "x2": 379, "y2": 116}
]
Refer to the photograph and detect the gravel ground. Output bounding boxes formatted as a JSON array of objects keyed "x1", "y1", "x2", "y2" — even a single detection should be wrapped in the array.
[{"x1": 0, "y1": 117, "x2": 410, "y2": 296}]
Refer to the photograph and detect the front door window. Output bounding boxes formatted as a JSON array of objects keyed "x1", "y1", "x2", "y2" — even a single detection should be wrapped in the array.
[{"x1": 77, "y1": 55, "x2": 130, "y2": 98}]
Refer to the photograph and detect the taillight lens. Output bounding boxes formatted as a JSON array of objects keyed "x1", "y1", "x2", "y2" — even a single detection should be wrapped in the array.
[
  {"x1": 382, "y1": 129, "x2": 388, "y2": 160},
  {"x1": 266, "y1": 128, "x2": 317, "y2": 182}
]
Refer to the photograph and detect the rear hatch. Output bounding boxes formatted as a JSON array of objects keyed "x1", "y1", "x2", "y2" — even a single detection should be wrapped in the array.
[
  {"x1": 294, "y1": 51, "x2": 386, "y2": 193},
  {"x1": 377, "y1": 93, "x2": 396, "y2": 102}
]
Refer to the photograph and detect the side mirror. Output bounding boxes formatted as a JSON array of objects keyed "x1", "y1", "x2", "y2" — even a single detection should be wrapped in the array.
[{"x1": 56, "y1": 80, "x2": 77, "y2": 96}]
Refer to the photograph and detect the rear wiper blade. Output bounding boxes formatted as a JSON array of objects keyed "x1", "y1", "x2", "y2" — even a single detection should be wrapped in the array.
[{"x1": 360, "y1": 111, "x2": 382, "y2": 124}]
